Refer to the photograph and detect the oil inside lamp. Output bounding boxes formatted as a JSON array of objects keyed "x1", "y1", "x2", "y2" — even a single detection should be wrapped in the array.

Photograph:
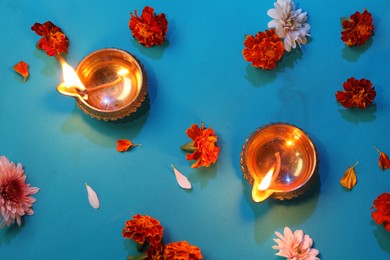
[{"x1": 241, "y1": 123, "x2": 318, "y2": 202}]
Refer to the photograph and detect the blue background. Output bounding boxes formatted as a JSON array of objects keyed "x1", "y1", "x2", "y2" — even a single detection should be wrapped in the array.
[{"x1": 1, "y1": 0, "x2": 390, "y2": 259}]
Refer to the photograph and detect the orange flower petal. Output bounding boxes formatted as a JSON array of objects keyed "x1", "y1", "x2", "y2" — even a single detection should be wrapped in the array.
[
  {"x1": 14, "y1": 61, "x2": 29, "y2": 81},
  {"x1": 375, "y1": 147, "x2": 390, "y2": 171},
  {"x1": 116, "y1": 139, "x2": 141, "y2": 152},
  {"x1": 340, "y1": 161, "x2": 358, "y2": 189}
]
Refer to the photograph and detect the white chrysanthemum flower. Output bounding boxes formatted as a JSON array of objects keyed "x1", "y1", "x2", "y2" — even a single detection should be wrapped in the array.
[{"x1": 267, "y1": 0, "x2": 310, "y2": 52}]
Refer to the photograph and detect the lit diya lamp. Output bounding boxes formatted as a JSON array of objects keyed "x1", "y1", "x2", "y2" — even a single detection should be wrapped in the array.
[
  {"x1": 240, "y1": 123, "x2": 318, "y2": 202},
  {"x1": 57, "y1": 48, "x2": 147, "y2": 121}
]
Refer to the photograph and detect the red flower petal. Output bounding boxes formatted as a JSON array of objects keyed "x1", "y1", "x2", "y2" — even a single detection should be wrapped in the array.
[{"x1": 375, "y1": 147, "x2": 390, "y2": 171}]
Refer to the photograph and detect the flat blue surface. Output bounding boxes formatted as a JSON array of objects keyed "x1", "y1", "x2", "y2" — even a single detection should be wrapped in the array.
[{"x1": 1, "y1": 0, "x2": 390, "y2": 259}]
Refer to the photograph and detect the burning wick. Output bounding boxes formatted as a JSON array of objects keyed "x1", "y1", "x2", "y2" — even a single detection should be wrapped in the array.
[
  {"x1": 58, "y1": 56, "x2": 125, "y2": 95},
  {"x1": 79, "y1": 77, "x2": 123, "y2": 94},
  {"x1": 258, "y1": 152, "x2": 281, "y2": 191}
]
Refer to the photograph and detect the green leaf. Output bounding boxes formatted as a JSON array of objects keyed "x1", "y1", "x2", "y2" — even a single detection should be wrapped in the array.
[
  {"x1": 127, "y1": 254, "x2": 147, "y2": 260},
  {"x1": 180, "y1": 142, "x2": 196, "y2": 152}
]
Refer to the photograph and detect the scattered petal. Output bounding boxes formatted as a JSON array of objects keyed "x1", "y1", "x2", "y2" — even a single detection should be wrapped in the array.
[
  {"x1": 116, "y1": 139, "x2": 141, "y2": 152},
  {"x1": 340, "y1": 161, "x2": 358, "y2": 189},
  {"x1": 171, "y1": 165, "x2": 192, "y2": 190},
  {"x1": 375, "y1": 147, "x2": 390, "y2": 171},
  {"x1": 85, "y1": 183, "x2": 100, "y2": 209},
  {"x1": 14, "y1": 61, "x2": 29, "y2": 81}
]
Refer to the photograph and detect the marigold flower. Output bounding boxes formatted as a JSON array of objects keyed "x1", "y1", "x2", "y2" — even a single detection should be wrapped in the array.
[
  {"x1": 163, "y1": 241, "x2": 203, "y2": 260},
  {"x1": 146, "y1": 244, "x2": 165, "y2": 260},
  {"x1": 335, "y1": 77, "x2": 376, "y2": 109},
  {"x1": 243, "y1": 28, "x2": 284, "y2": 70},
  {"x1": 31, "y1": 21, "x2": 69, "y2": 57},
  {"x1": 122, "y1": 214, "x2": 164, "y2": 247},
  {"x1": 0, "y1": 156, "x2": 39, "y2": 227},
  {"x1": 185, "y1": 123, "x2": 220, "y2": 168},
  {"x1": 129, "y1": 6, "x2": 168, "y2": 47},
  {"x1": 371, "y1": 193, "x2": 390, "y2": 232},
  {"x1": 273, "y1": 227, "x2": 319, "y2": 260},
  {"x1": 267, "y1": 0, "x2": 311, "y2": 52},
  {"x1": 341, "y1": 10, "x2": 374, "y2": 46}
]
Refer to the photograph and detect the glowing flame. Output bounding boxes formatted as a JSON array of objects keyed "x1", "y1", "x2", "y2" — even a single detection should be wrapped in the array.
[
  {"x1": 58, "y1": 56, "x2": 86, "y2": 91},
  {"x1": 258, "y1": 165, "x2": 276, "y2": 190}
]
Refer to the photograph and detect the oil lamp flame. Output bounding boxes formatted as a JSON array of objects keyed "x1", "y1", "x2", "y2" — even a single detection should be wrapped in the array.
[
  {"x1": 58, "y1": 56, "x2": 86, "y2": 92},
  {"x1": 258, "y1": 165, "x2": 275, "y2": 190},
  {"x1": 251, "y1": 152, "x2": 281, "y2": 203}
]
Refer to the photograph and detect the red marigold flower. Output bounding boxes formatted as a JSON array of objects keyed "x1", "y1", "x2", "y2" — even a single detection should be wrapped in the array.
[
  {"x1": 341, "y1": 9, "x2": 374, "y2": 46},
  {"x1": 242, "y1": 28, "x2": 285, "y2": 70},
  {"x1": 371, "y1": 193, "x2": 390, "y2": 232},
  {"x1": 335, "y1": 77, "x2": 376, "y2": 109},
  {"x1": 122, "y1": 214, "x2": 164, "y2": 247},
  {"x1": 31, "y1": 21, "x2": 69, "y2": 56},
  {"x1": 129, "y1": 6, "x2": 168, "y2": 47},
  {"x1": 0, "y1": 156, "x2": 39, "y2": 227},
  {"x1": 185, "y1": 123, "x2": 220, "y2": 168},
  {"x1": 163, "y1": 241, "x2": 203, "y2": 260},
  {"x1": 146, "y1": 244, "x2": 165, "y2": 260}
]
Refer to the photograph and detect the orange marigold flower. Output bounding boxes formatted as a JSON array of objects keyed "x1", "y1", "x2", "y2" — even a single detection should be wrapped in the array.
[
  {"x1": 335, "y1": 77, "x2": 376, "y2": 109},
  {"x1": 341, "y1": 10, "x2": 374, "y2": 46},
  {"x1": 129, "y1": 6, "x2": 168, "y2": 47},
  {"x1": 185, "y1": 123, "x2": 220, "y2": 168},
  {"x1": 242, "y1": 28, "x2": 284, "y2": 70},
  {"x1": 146, "y1": 244, "x2": 165, "y2": 260},
  {"x1": 31, "y1": 21, "x2": 69, "y2": 56},
  {"x1": 163, "y1": 241, "x2": 203, "y2": 260},
  {"x1": 122, "y1": 214, "x2": 164, "y2": 248},
  {"x1": 371, "y1": 193, "x2": 390, "y2": 232}
]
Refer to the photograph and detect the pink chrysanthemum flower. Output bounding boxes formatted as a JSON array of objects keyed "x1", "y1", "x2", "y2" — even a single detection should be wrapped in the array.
[
  {"x1": 0, "y1": 156, "x2": 39, "y2": 227},
  {"x1": 273, "y1": 227, "x2": 319, "y2": 260}
]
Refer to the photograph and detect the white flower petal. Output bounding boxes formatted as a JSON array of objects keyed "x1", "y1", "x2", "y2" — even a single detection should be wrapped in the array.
[
  {"x1": 267, "y1": 9, "x2": 279, "y2": 19},
  {"x1": 85, "y1": 183, "x2": 100, "y2": 209}
]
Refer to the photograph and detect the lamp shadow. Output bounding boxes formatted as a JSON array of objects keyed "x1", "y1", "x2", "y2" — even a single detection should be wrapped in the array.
[
  {"x1": 236, "y1": 128, "x2": 322, "y2": 245},
  {"x1": 241, "y1": 175, "x2": 320, "y2": 245}
]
